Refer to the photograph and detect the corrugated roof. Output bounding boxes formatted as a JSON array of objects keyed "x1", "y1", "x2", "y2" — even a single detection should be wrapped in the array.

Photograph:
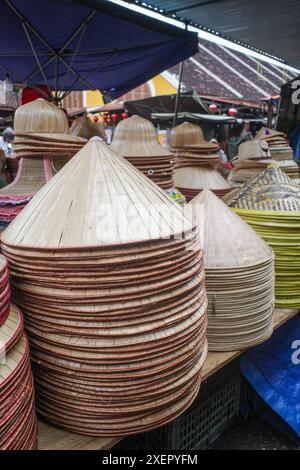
[{"x1": 168, "y1": 37, "x2": 296, "y2": 102}]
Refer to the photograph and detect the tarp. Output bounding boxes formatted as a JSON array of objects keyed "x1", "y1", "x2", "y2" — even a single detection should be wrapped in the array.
[
  {"x1": 130, "y1": 0, "x2": 300, "y2": 67},
  {"x1": 241, "y1": 314, "x2": 300, "y2": 437},
  {"x1": 151, "y1": 112, "x2": 235, "y2": 124},
  {"x1": 124, "y1": 91, "x2": 210, "y2": 120},
  {"x1": 0, "y1": 0, "x2": 198, "y2": 99}
]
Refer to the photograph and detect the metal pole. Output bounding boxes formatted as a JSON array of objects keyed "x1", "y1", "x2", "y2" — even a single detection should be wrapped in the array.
[
  {"x1": 173, "y1": 24, "x2": 187, "y2": 128},
  {"x1": 173, "y1": 61, "x2": 184, "y2": 128}
]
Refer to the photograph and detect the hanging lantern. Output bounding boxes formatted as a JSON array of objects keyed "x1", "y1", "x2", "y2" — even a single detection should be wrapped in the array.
[
  {"x1": 228, "y1": 107, "x2": 238, "y2": 117},
  {"x1": 209, "y1": 103, "x2": 218, "y2": 114},
  {"x1": 122, "y1": 112, "x2": 129, "y2": 120},
  {"x1": 93, "y1": 115, "x2": 99, "y2": 123},
  {"x1": 102, "y1": 114, "x2": 108, "y2": 123},
  {"x1": 111, "y1": 112, "x2": 118, "y2": 123}
]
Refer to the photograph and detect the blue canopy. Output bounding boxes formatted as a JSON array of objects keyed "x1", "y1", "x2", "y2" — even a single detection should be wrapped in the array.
[{"x1": 0, "y1": 0, "x2": 198, "y2": 100}]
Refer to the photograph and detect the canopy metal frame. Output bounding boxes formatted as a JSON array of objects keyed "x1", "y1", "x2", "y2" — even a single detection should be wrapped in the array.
[{"x1": 3, "y1": 0, "x2": 119, "y2": 103}]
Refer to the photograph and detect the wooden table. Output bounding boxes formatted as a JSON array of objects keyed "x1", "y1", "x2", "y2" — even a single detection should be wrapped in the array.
[
  {"x1": 38, "y1": 307, "x2": 299, "y2": 450},
  {"x1": 202, "y1": 308, "x2": 299, "y2": 381}
]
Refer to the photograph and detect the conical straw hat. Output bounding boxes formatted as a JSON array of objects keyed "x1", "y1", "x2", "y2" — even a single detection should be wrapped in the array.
[
  {"x1": 224, "y1": 166, "x2": 300, "y2": 211},
  {"x1": 256, "y1": 127, "x2": 286, "y2": 140},
  {"x1": 174, "y1": 165, "x2": 231, "y2": 190},
  {"x1": 170, "y1": 122, "x2": 204, "y2": 148},
  {"x1": 191, "y1": 189, "x2": 273, "y2": 268},
  {"x1": 14, "y1": 99, "x2": 69, "y2": 134},
  {"x1": 238, "y1": 140, "x2": 270, "y2": 160},
  {"x1": 2, "y1": 140, "x2": 193, "y2": 249},
  {"x1": 111, "y1": 115, "x2": 172, "y2": 157}
]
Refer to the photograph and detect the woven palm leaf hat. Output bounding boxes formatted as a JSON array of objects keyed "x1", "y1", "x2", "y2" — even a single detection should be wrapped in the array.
[
  {"x1": 256, "y1": 127, "x2": 294, "y2": 160},
  {"x1": 111, "y1": 115, "x2": 186, "y2": 204},
  {"x1": 229, "y1": 140, "x2": 275, "y2": 185},
  {"x1": 0, "y1": 254, "x2": 37, "y2": 450},
  {"x1": 230, "y1": 134, "x2": 299, "y2": 185},
  {"x1": 0, "y1": 99, "x2": 87, "y2": 231},
  {"x1": 190, "y1": 189, "x2": 274, "y2": 351},
  {"x1": 171, "y1": 122, "x2": 231, "y2": 201},
  {"x1": 1, "y1": 138, "x2": 208, "y2": 437},
  {"x1": 224, "y1": 166, "x2": 300, "y2": 308},
  {"x1": 255, "y1": 128, "x2": 299, "y2": 183}
]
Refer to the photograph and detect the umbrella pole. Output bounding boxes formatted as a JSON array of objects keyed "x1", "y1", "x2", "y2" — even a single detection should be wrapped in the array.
[
  {"x1": 173, "y1": 24, "x2": 187, "y2": 128},
  {"x1": 173, "y1": 60, "x2": 184, "y2": 128}
]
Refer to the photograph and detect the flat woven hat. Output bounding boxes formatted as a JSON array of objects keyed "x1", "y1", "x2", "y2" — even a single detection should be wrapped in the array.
[
  {"x1": 111, "y1": 115, "x2": 172, "y2": 157},
  {"x1": 2, "y1": 139, "x2": 193, "y2": 249}
]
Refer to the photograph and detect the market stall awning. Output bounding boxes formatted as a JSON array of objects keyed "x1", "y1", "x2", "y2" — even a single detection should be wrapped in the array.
[
  {"x1": 124, "y1": 91, "x2": 210, "y2": 120},
  {"x1": 129, "y1": 0, "x2": 300, "y2": 67},
  {"x1": 151, "y1": 112, "x2": 235, "y2": 124},
  {"x1": 0, "y1": 0, "x2": 198, "y2": 100}
]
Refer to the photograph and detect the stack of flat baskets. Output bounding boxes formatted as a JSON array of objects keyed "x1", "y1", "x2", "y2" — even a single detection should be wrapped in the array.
[
  {"x1": 1, "y1": 139, "x2": 208, "y2": 436},
  {"x1": 224, "y1": 166, "x2": 300, "y2": 308}
]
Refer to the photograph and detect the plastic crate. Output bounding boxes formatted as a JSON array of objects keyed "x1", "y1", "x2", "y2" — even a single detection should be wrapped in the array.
[{"x1": 116, "y1": 359, "x2": 241, "y2": 451}]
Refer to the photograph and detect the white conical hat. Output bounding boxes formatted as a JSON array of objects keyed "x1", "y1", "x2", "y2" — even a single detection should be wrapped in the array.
[
  {"x1": 190, "y1": 189, "x2": 273, "y2": 268},
  {"x1": 2, "y1": 140, "x2": 193, "y2": 249},
  {"x1": 111, "y1": 115, "x2": 172, "y2": 157},
  {"x1": 174, "y1": 166, "x2": 231, "y2": 190},
  {"x1": 14, "y1": 98, "x2": 69, "y2": 134}
]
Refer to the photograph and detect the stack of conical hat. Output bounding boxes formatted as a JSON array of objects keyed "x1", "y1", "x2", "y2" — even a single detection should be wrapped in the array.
[
  {"x1": 190, "y1": 190, "x2": 274, "y2": 351},
  {"x1": 256, "y1": 127, "x2": 293, "y2": 160},
  {"x1": 174, "y1": 166, "x2": 232, "y2": 201},
  {"x1": 0, "y1": 255, "x2": 37, "y2": 450},
  {"x1": 0, "y1": 99, "x2": 87, "y2": 230},
  {"x1": 171, "y1": 122, "x2": 220, "y2": 167},
  {"x1": 230, "y1": 140, "x2": 274, "y2": 185},
  {"x1": 230, "y1": 137, "x2": 299, "y2": 185},
  {"x1": 224, "y1": 166, "x2": 300, "y2": 308},
  {"x1": 111, "y1": 115, "x2": 177, "y2": 191},
  {"x1": 1, "y1": 139, "x2": 208, "y2": 437},
  {"x1": 171, "y1": 122, "x2": 231, "y2": 201}
]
